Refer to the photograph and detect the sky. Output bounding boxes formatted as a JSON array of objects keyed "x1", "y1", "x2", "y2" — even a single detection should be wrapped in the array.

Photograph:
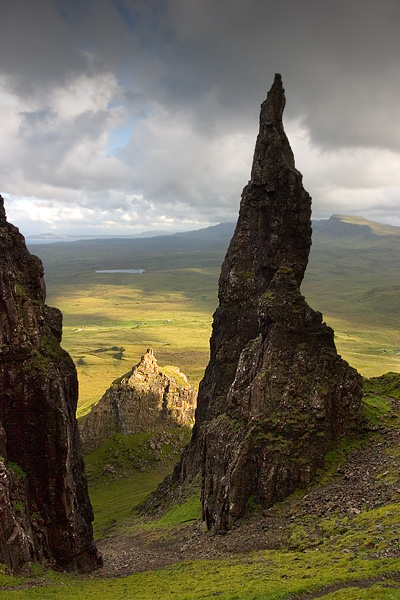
[{"x1": 1, "y1": 0, "x2": 399, "y2": 236}]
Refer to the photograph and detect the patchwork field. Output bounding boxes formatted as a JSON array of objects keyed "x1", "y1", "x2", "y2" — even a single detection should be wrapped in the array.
[{"x1": 28, "y1": 218, "x2": 400, "y2": 417}]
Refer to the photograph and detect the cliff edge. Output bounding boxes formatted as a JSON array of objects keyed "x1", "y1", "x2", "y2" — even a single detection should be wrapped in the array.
[{"x1": 0, "y1": 196, "x2": 100, "y2": 573}]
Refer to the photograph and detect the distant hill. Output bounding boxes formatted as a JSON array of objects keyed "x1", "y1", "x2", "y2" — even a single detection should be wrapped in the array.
[
  {"x1": 28, "y1": 214, "x2": 399, "y2": 282},
  {"x1": 313, "y1": 214, "x2": 400, "y2": 238},
  {"x1": 26, "y1": 222, "x2": 237, "y2": 277},
  {"x1": 26, "y1": 215, "x2": 400, "y2": 252},
  {"x1": 26, "y1": 229, "x2": 179, "y2": 242},
  {"x1": 29, "y1": 214, "x2": 400, "y2": 383}
]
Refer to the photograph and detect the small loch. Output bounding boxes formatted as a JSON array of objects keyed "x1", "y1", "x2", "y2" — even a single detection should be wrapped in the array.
[{"x1": 95, "y1": 269, "x2": 145, "y2": 274}]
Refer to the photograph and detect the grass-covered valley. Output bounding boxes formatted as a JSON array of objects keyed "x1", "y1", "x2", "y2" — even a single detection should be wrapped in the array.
[
  {"x1": 2, "y1": 214, "x2": 400, "y2": 599},
  {"x1": 4, "y1": 381, "x2": 400, "y2": 599},
  {"x1": 28, "y1": 215, "x2": 400, "y2": 414}
]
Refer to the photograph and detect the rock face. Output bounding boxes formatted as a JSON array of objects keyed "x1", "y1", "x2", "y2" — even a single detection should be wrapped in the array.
[
  {"x1": 176, "y1": 74, "x2": 364, "y2": 531},
  {"x1": 0, "y1": 196, "x2": 100, "y2": 573},
  {"x1": 80, "y1": 349, "x2": 197, "y2": 453}
]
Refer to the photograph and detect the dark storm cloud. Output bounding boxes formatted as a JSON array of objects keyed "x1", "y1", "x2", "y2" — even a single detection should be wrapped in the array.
[
  {"x1": 158, "y1": 0, "x2": 400, "y2": 149},
  {"x1": 0, "y1": 0, "x2": 399, "y2": 233}
]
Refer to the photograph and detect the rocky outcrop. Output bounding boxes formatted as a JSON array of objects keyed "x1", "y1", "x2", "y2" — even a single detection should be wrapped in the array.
[
  {"x1": 80, "y1": 349, "x2": 197, "y2": 453},
  {"x1": 0, "y1": 196, "x2": 100, "y2": 573},
  {"x1": 175, "y1": 73, "x2": 313, "y2": 479},
  {"x1": 202, "y1": 267, "x2": 363, "y2": 531},
  {"x1": 173, "y1": 74, "x2": 364, "y2": 530}
]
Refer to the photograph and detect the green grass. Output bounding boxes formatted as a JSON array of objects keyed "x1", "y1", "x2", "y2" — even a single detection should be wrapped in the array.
[
  {"x1": 85, "y1": 427, "x2": 192, "y2": 537},
  {"x1": 2, "y1": 552, "x2": 400, "y2": 599},
  {"x1": 364, "y1": 373, "x2": 400, "y2": 400},
  {"x1": 152, "y1": 494, "x2": 202, "y2": 527},
  {"x1": 85, "y1": 429, "x2": 191, "y2": 483},
  {"x1": 29, "y1": 227, "x2": 400, "y2": 414},
  {"x1": 362, "y1": 373, "x2": 400, "y2": 427},
  {"x1": 89, "y1": 467, "x2": 173, "y2": 538}
]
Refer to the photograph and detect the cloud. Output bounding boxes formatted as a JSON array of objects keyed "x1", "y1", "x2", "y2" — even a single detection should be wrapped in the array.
[{"x1": 1, "y1": 0, "x2": 399, "y2": 235}]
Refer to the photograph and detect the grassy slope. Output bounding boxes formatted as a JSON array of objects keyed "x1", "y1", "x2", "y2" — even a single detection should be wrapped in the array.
[
  {"x1": 3, "y1": 385, "x2": 400, "y2": 598},
  {"x1": 3, "y1": 218, "x2": 398, "y2": 597},
  {"x1": 29, "y1": 219, "x2": 400, "y2": 415},
  {"x1": 334, "y1": 214, "x2": 400, "y2": 237},
  {"x1": 85, "y1": 427, "x2": 193, "y2": 537},
  {"x1": 2, "y1": 554, "x2": 400, "y2": 599}
]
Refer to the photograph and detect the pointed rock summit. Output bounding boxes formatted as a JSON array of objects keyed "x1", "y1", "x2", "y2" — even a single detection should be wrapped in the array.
[
  {"x1": 80, "y1": 349, "x2": 197, "y2": 452},
  {"x1": 177, "y1": 74, "x2": 313, "y2": 475},
  {"x1": 172, "y1": 75, "x2": 364, "y2": 530},
  {"x1": 0, "y1": 196, "x2": 100, "y2": 572}
]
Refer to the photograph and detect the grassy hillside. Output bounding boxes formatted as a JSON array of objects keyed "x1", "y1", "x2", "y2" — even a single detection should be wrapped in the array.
[
  {"x1": 332, "y1": 214, "x2": 400, "y2": 237},
  {"x1": 2, "y1": 374, "x2": 400, "y2": 599},
  {"x1": 28, "y1": 215, "x2": 400, "y2": 416},
  {"x1": 2, "y1": 208, "x2": 400, "y2": 597}
]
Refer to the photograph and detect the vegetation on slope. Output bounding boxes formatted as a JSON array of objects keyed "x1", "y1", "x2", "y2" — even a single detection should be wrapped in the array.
[
  {"x1": 2, "y1": 375, "x2": 400, "y2": 598},
  {"x1": 2, "y1": 552, "x2": 400, "y2": 599},
  {"x1": 29, "y1": 217, "x2": 400, "y2": 415},
  {"x1": 4, "y1": 219, "x2": 397, "y2": 597},
  {"x1": 85, "y1": 426, "x2": 192, "y2": 537}
]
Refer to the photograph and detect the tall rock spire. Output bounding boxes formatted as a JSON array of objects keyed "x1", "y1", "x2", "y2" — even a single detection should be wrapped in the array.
[
  {"x1": 169, "y1": 75, "x2": 363, "y2": 531},
  {"x1": 177, "y1": 74, "x2": 313, "y2": 478}
]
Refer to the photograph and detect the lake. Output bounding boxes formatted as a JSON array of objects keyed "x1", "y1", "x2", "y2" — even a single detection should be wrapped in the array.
[{"x1": 94, "y1": 269, "x2": 145, "y2": 274}]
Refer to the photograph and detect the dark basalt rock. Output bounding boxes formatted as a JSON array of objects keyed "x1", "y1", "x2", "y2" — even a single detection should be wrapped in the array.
[
  {"x1": 176, "y1": 74, "x2": 313, "y2": 479},
  {"x1": 202, "y1": 267, "x2": 363, "y2": 531},
  {"x1": 0, "y1": 196, "x2": 101, "y2": 573},
  {"x1": 173, "y1": 74, "x2": 363, "y2": 530}
]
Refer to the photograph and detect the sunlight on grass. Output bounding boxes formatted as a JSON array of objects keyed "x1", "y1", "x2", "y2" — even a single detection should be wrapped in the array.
[
  {"x1": 152, "y1": 494, "x2": 202, "y2": 527},
  {"x1": 89, "y1": 467, "x2": 172, "y2": 538},
  {"x1": 2, "y1": 552, "x2": 400, "y2": 599},
  {"x1": 47, "y1": 272, "x2": 215, "y2": 408}
]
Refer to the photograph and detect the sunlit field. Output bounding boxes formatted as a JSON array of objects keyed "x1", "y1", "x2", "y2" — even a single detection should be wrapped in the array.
[{"x1": 29, "y1": 224, "x2": 400, "y2": 417}]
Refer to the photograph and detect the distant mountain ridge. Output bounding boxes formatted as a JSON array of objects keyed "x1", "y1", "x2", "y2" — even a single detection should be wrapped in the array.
[
  {"x1": 26, "y1": 215, "x2": 400, "y2": 249},
  {"x1": 313, "y1": 214, "x2": 400, "y2": 238},
  {"x1": 26, "y1": 229, "x2": 179, "y2": 242}
]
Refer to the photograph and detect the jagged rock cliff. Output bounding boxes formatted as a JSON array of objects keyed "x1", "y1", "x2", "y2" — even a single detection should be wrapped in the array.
[
  {"x1": 80, "y1": 349, "x2": 197, "y2": 453},
  {"x1": 0, "y1": 196, "x2": 100, "y2": 573},
  {"x1": 173, "y1": 74, "x2": 364, "y2": 530}
]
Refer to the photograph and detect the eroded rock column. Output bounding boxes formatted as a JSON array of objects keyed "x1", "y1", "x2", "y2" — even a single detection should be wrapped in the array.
[
  {"x1": 0, "y1": 196, "x2": 101, "y2": 572},
  {"x1": 176, "y1": 75, "x2": 363, "y2": 531}
]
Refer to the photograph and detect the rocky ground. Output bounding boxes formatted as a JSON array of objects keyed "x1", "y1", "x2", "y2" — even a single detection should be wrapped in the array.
[{"x1": 94, "y1": 398, "x2": 400, "y2": 579}]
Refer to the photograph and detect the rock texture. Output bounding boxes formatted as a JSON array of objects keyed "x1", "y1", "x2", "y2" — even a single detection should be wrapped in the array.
[
  {"x1": 80, "y1": 349, "x2": 197, "y2": 453},
  {"x1": 175, "y1": 74, "x2": 364, "y2": 530},
  {"x1": 0, "y1": 196, "x2": 100, "y2": 573}
]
